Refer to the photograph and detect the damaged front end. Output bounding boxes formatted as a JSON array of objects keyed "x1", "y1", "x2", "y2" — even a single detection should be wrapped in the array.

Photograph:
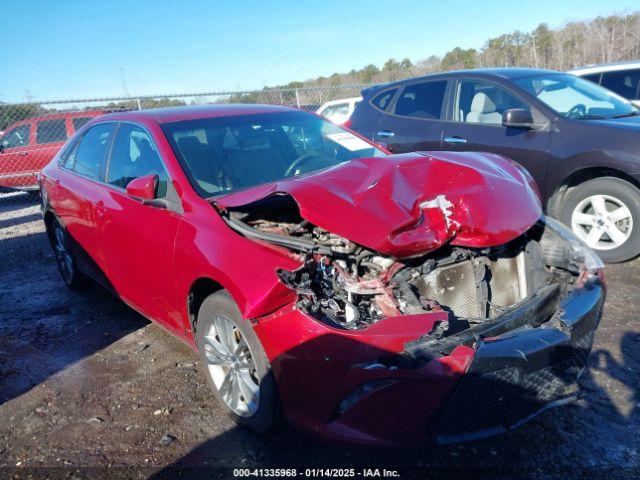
[
  {"x1": 220, "y1": 193, "x2": 598, "y2": 334},
  {"x1": 214, "y1": 154, "x2": 605, "y2": 445}
]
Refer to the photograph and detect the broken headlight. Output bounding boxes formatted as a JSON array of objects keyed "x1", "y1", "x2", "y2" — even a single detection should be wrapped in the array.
[{"x1": 540, "y1": 216, "x2": 604, "y2": 275}]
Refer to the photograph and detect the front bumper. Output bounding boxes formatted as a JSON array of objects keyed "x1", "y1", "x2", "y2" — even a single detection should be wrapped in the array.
[
  {"x1": 434, "y1": 278, "x2": 604, "y2": 443},
  {"x1": 255, "y1": 278, "x2": 604, "y2": 446}
]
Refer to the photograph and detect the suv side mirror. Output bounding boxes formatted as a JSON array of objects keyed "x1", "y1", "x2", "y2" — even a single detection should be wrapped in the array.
[{"x1": 502, "y1": 108, "x2": 535, "y2": 129}]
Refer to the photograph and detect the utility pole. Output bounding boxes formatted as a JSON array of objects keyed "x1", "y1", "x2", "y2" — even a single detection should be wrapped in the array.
[{"x1": 120, "y1": 68, "x2": 130, "y2": 97}]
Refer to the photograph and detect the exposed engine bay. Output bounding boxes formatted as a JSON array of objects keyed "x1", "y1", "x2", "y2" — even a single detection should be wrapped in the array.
[{"x1": 218, "y1": 193, "x2": 589, "y2": 337}]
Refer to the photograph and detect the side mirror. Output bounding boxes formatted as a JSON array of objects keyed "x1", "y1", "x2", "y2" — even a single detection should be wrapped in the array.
[
  {"x1": 126, "y1": 174, "x2": 170, "y2": 209},
  {"x1": 502, "y1": 108, "x2": 535, "y2": 129},
  {"x1": 126, "y1": 174, "x2": 157, "y2": 200}
]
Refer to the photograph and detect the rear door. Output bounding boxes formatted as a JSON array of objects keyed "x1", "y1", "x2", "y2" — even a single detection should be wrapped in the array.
[
  {"x1": 373, "y1": 79, "x2": 448, "y2": 153},
  {"x1": 49, "y1": 122, "x2": 116, "y2": 277},
  {"x1": 0, "y1": 122, "x2": 33, "y2": 188},
  {"x1": 97, "y1": 122, "x2": 183, "y2": 334},
  {"x1": 440, "y1": 77, "x2": 551, "y2": 198}
]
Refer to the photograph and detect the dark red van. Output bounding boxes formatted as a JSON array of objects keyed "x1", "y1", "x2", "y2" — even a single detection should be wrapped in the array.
[{"x1": 0, "y1": 110, "x2": 105, "y2": 190}]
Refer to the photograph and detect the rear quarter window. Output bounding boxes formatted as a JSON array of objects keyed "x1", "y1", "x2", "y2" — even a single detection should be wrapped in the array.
[{"x1": 371, "y1": 88, "x2": 399, "y2": 111}]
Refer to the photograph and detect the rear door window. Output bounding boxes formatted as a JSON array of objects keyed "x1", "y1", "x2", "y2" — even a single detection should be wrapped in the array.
[
  {"x1": 68, "y1": 123, "x2": 115, "y2": 180},
  {"x1": 394, "y1": 81, "x2": 447, "y2": 119},
  {"x1": 601, "y1": 69, "x2": 640, "y2": 100},
  {"x1": 36, "y1": 119, "x2": 67, "y2": 144}
]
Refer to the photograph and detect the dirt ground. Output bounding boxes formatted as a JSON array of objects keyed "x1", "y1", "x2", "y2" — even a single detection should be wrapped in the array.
[{"x1": 0, "y1": 192, "x2": 638, "y2": 480}]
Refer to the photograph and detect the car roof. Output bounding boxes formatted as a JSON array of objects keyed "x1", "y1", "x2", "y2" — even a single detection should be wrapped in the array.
[
  {"x1": 569, "y1": 60, "x2": 640, "y2": 75},
  {"x1": 363, "y1": 68, "x2": 563, "y2": 95},
  {"x1": 97, "y1": 104, "x2": 299, "y2": 124}
]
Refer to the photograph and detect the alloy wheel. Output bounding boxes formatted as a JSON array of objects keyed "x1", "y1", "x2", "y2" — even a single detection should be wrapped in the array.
[
  {"x1": 203, "y1": 315, "x2": 260, "y2": 417},
  {"x1": 571, "y1": 194, "x2": 633, "y2": 250}
]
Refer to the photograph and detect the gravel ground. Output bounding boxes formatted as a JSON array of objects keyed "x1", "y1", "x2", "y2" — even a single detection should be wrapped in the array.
[{"x1": 0, "y1": 192, "x2": 638, "y2": 479}]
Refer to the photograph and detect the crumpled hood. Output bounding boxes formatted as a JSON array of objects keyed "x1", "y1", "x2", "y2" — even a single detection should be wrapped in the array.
[{"x1": 216, "y1": 152, "x2": 542, "y2": 258}]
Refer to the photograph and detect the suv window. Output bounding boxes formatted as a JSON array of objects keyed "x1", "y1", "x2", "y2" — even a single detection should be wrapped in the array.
[
  {"x1": 1, "y1": 124, "x2": 30, "y2": 149},
  {"x1": 69, "y1": 123, "x2": 115, "y2": 180},
  {"x1": 107, "y1": 123, "x2": 168, "y2": 196},
  {"x1": 454, "y1": 80, "x2": 530, "y2": 125},
  {"x1": 581, "y1": 73, "x2": 602, "y2": 84},
  {"x1": 371, "y1": 88, "x2": 398, "y2": 111},
  {"x1": 601, "y1": 69, "x2": 640, "y2": 100},
  {"x1": 72, "y1": 117, "x2": 93, "y2": 131},
  {"x1": 394, "y1": 81, "x2": 447, "y2": 119},
  {"x1": 36, "y1": 119, "x2": 67, "y2": 144}
]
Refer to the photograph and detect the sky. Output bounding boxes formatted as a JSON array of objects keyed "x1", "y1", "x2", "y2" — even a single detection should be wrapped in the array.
[{"x1": 1, "y1": 0, "x2": 637, "y2": 102}]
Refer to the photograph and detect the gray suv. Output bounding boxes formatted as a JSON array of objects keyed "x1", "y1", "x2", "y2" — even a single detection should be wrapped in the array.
[{"x1": 349, "y1": 68, "x2": 640, "y2": 262}]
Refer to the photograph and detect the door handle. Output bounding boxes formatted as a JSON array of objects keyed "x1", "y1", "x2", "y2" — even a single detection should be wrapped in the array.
[
  {"x1": 444, "y1": 136, "x2": 467, "y2": 144},
  {"x1": 376, "y1": 130, "x2": 395, "y2": 138}
]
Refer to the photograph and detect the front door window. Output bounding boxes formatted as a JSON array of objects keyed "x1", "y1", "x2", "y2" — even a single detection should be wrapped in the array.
[
  {"x1": 454, "y1": 80, "x2": 530, "y2": 125},
  {"x1": 1, "y1": 124, "x2": 31, "y2": 150}
]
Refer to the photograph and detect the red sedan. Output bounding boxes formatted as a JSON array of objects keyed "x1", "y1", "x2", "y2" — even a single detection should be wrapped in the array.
[{"x1": 39, "y1": 105, "x2": 605, "y2": 445}]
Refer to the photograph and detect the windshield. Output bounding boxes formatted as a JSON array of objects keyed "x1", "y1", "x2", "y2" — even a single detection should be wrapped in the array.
[
  {"x1": 162, "y1": 110, "x2": 386, "y2": 198},
  {"x1": 514, "y1": 73, "x2": 639, "y2": 119}
]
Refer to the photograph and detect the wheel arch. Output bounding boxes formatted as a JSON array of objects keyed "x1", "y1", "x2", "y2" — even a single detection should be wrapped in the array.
[
  {"x1": 186, "y1": 277, "x2": 225, "y2": 334},
  {"x1": 547, "y1": 166, "x2": 640, "y2": 218}
]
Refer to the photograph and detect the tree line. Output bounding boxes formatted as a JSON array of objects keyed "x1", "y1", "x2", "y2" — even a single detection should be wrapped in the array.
[{"x1": 264, "y1": 11, "x2": 640, "y2": 90}]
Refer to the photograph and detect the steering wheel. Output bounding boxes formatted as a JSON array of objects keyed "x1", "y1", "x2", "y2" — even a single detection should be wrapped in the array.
[
  {"x1": 284, "y1": 151, "x2": 321, "y2": 177},
  {"x1": 566, "y1": 103, "x2": 587, "y2": 119}
]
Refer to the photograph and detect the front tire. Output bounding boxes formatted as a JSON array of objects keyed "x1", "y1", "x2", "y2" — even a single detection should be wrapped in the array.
[
  {"x1": 195, "y1": 290, "x2": 278, "y2": 433},
  {"x1": 560, "y1": 177, "x2": 640, "y2": 262}
]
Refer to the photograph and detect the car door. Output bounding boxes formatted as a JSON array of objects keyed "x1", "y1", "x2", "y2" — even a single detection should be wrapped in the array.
[
  {"x1": 372, "y1": 79, "x2": 448, "y2": 153},
  {"x1": 97, "y1": 122, "x2": 183, "y2": 334},
  {"x1": 440, "y1": 77, "x2": 551, "y2": 198},
  {"x1": 0, "y1": 121, "x2": 33, "y2": 188},
  {"x1": 49, "y1": 122, "x2": 116, "y2": 279}
]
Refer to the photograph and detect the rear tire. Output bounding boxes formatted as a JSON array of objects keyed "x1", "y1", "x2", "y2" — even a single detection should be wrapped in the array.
[
  {"x1": 195, "y1": 290, "x2": 278, "y2": 433},
  {"x1": 50, "y1": 219, "x2": 91, "y2": 291},
  {"x1": 560, "y1": 177, "x2": 640, "y2": 263}
]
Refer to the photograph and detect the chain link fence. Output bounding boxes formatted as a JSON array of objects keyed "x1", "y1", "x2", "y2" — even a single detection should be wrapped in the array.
[{"x1": 0, "y1": 83, "x2": 369, "y2": 208}]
